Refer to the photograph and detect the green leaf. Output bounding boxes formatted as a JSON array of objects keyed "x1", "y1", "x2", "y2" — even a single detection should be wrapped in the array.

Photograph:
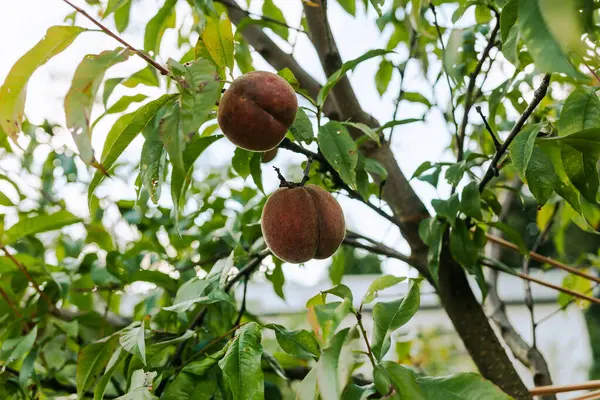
[
  {"x1": 262, "y1": 0, "x2": 289, "y2": 40},
  {"x1": 249, "y1": 152, "x2": 264, "y2": 193},
  {"x1": 114, "y1": 0, "x2": 132, "y2": 33},
  {"x1": 65, "y1": 48, "x2": 130, "y2": 164},
  {"x1": 373, "y1": 364, "x2": 391, "y2": 395},
  {"x1": 0, "y1": 26, "x2": 86, "y2": 141},
  {"x1": 341, "y1": 121, "x2": 380, "y2": 146},
  {"x1": 140, "y1": 139, "x2": 166, "y2": 204},
  {"x1": 337, "y1": 0, "x2": 356, "y2": 16},
  {"x1": 318, "y1": 49, "x2": 392, "y2": 106},
  {"x1": 296, "y1": 367, "x2": 318, "y2": 400},
  {"x1": 144, "y1": 0, "x2": 176, "y2": 55},
  {"x1": 0, "y1": 192, "x2": 14, "y2": 207},
  {"x1": 234, "y1": 40, "x2": 254, "y2": 74},
  {"x1": 170, "y1": 135, "x2": 222, "y2": 217},
  {"x1": 119, "y1": 321, "x2": 146, "y2": 365},
  {"x1": 562, "y1": 145, "x2": 599, "y2": 203},
  {"x1": 196, "y1": 13, "x2": 234, "y2": 75},
  {"x1": 106, "y1": 94, "x2": 148, "y2": 115},
  {"x1": 323, "y1": 283, "x2": 353, "y2": 302},
  {"x1": 364, "y1": 158, "x2": 388, "y2": 180},
  {"x1": 558, "y1": 87, "x2": 600, "y2": 137},
  {"x1": 500, "y1": 0, "x2": 518, "y2": 42},
  {"x1": 267, "y1": 257, "x2": 285, "y2": 300},
  {"x1": 123, "y1": 66, "x2": 160, "y2": 88},
  {"x1": 362, "y1": 275, "x2": 406, "y2": 305},
  {"x1": 168, "y1": 58, "x2": 221, "y2": 136},
  {"x1": 460, "y1": 181, "x2": 482, "y2": 220},
  {"x1": 449, "y1": 220, "x2": 479, "y2": 271},
  {"x1": 369, "y1": 0, "x2": 384, "y2": 16},
  {"x1": 417, "y1": 372, "x2": 512, "y2": 399},
  {"x1": 380, "y1": 362, "x2": 424, "y2": 399},
  {"x1": 329, "y1": 249, "x2": 345, "y2": 286},
  {"x1": 182, "y1": 345, "x2": 229, "y2": 375},
  {"x1": 371, "y1": 279, "x2": 421, "y2": 361},
  {"x1": 163, "y1": 288, "x2": 233, "y2": 313},
  {"x1": 316, "y1": 327, "x2": 359, "y2": 400},
  {"x1": 232, "y1": 147, "x2": 252, "y2": 179},
  {"x1": 0, "y1": 326, "x2": 37, "y2": 364},
  {"x1": 18, "y1": 347, "x2": 37, "y2": 389},
  {"x1": 376, "y1": 118, "x2": 423, "y2": 133},
  {"x1": 526, "y1": 146, "x2": 560, "y2": 206},
  {"x1": 104, "y1": 0, "x2": 130, "y2": 17},
  {"x1": 266, "y1": 324, "x2": 320, "y2": 359},
  {"x1": 76, "y1": 336, "x2": 119, "y2": 398},
  {"x1": 518, "y1": 0, "x2": 581, "y2": 77},
  {"x1": 88, "y1": 94, "x2": 177, "y2": 206},
  {"x1": 290, "y1": 107, "x2": 314, "y2": 143},
  {"x1": 375, "y1": 59, "x2": 393, "y2": 96},
  {"x1": 502, "y1": 24, "x2": 520, "y2": 67},
  {"x1": 218, "y1": 322, "x2": 264, "y2": 400},
  {"x1": 431, "y1": 194, "x2": 460, "y2": 227},
  {"x1": 115, "y1": 370, "x2": 158, "y2": 399},
  {"x1": 163, "y1": 371, "x2": 218, "y2": 400},
  {"x1": 402, "y1": 91, "x2": 431, "y2": 107},
  {"x1": 419, "y1": 218, "x2": 446, "y2": 283},
  {"x1": 93, "y1": 347, "x2": 126, "y2": 400},
  {"x1": 2, "y1": 210, "x2": 81, "y2": 245},
  {"x1": 318, "y1": 121, "x2": 358, "y2": 188},
  {"x1": 510, "y1": 124, "x2": 543, "y2": 178}
]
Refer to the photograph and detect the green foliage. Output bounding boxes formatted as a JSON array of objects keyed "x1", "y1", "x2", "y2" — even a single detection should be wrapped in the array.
[{"x1": 1, "y1": 0, "x2": 599, "y2": 398}]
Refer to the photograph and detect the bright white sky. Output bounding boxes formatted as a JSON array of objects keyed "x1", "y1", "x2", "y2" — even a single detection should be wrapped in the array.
[{"x1": 0, "y1": 0, "x2": 481, "y2": 285}]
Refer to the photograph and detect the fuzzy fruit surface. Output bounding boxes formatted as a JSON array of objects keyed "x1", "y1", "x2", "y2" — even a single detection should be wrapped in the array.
[
  {"x1": 261, "y1": 184, "x2": 345, "y2": 264},
  {"x1": 261, "y1": 148, "x2": 278, "y2": 163},
  {"x1": 218, "y1": 71, "x2": 297, "y2": 152}
]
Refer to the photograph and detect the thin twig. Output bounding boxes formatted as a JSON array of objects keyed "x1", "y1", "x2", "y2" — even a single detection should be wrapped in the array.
[
  {"x1": 536, "y1": 284, "x2": 598, "y2": 326},
  {"x1": 429, "y1": 3, "x2": 459, "y2": 136},
  {"x1": 523, "y1": 203, "x2": 559, "y2": 349},
  {"x1": 389, "y1": 31, "x2": 418, "y2": 143},
  {"x1": 484, "y1": 233, "x2": 600, "y2": 285},
  {"x1": 342, "y1": 236, "x2": 414, "y2": 266},
  {"x1": 356, "y1": 312, "x2": 376, "y2": 367},
  {"x1": 0, "y1": 286, "x2": 22, "y2": 318},
  {"x1": 456, "y1": 11, "x2": 500, "y2": 163},
  {"x1": 475, "y1": 106, "x2": 502, "y2": 150},
  {"x1": 571, "y1": 389, "x2": 600, "y2": 400},
  {"x1": 60, "y1": 0, "x2": 174, "y2": 78},
  {"x1": 479, "y1": 73, "x2": 552, "y2": 191},
  {"x1": 483, "y1": 260, "x2": 600, "y2": 305},
  {"x1": 233, "y1": 277, "x2": 249, "y2": 326},
  {"x1": 0, "y1": 245, "x2": 55, "y2": 310}
]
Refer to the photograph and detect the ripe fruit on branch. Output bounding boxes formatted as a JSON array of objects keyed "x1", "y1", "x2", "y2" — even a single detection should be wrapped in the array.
[
  {"x1": 218, "y1": 71, "x2": 298, "y2": 152},
  {"x1": 261, "y1": 184, "x2": 346, "y2": 264},
  {"x1": 261, "y1": 148, "x2": 278, "y2": 163}
]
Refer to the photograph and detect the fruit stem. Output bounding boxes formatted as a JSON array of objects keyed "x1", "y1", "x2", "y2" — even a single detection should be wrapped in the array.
[{"x1": 273, "y1": 156, "x2": 312, "y2": 188}]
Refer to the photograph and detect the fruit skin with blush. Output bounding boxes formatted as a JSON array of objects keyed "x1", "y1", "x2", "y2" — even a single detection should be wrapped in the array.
[
  {"x1": 261, "y1": 184, "x2": 345, "y2": 264},
  {"x1": 218, "y1": 71, "x2": 297, "y2": 152}
]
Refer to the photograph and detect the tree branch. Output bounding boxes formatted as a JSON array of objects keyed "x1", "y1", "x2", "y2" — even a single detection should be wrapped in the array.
[
  {"x1": 60, "y1": 0, "x2": 174, "y2": 79},
  {"x1": 475, "y1": 105, "x2": 502, "y2": 151},
  {"x1": 479, "y1": 73, "x2": 552, "y2": 191},
  {"x1": 213, "y1": 0, "x2": 305, "y2": 33},
  {"x1": 456, "y1": 11, "x2": 500, "y2": 162}
]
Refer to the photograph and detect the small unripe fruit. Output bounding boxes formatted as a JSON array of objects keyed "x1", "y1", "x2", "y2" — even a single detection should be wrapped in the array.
[
  {"x1": 218, "y1": 71, "x2": 298, "y2": 152},
  {"x1": 261, "y1": 148, "x2": 278, "y2": 163},
  {"x1": 261, "y1": 184, "x2": 345, "y2": 264}
]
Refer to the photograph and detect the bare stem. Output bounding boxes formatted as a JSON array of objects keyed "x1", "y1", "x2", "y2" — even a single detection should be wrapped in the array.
[
  {"x1": 479, "y1": 73, "x2": 552, "y2": 192},
  {"x1": 475, "y1": 106, "x2": 502, "y2": 151},
  {"x1": 233, "y1": 277, "x2": 249, "y2": 326},
  {"x1": 356, "y1": 312, "x2": 376, "y2": 368}
]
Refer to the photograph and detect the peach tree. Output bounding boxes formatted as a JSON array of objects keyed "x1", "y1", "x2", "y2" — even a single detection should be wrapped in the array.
[{"x1": 0, "y1": 0, "x2": 599, "y2": 399}]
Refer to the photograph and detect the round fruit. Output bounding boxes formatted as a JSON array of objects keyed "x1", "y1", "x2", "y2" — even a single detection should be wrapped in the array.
[
  {"x1": 261, "y1": 148, "x2": 278, "y2": 163},
  {"x1": 218, "y1": 71, "x2": 297, "y2": 152},
  {"x1": 261, "y1": 184, "x2": 345, "y2": 264}
]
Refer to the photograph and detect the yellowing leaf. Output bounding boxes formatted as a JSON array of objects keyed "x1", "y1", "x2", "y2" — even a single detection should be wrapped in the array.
[
  {"x1": 0, "y1": 26, "x2": 86, "y2": 141},
  {"x1": 196, "y1": 13, "x2": 234, "y2": 77}
]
